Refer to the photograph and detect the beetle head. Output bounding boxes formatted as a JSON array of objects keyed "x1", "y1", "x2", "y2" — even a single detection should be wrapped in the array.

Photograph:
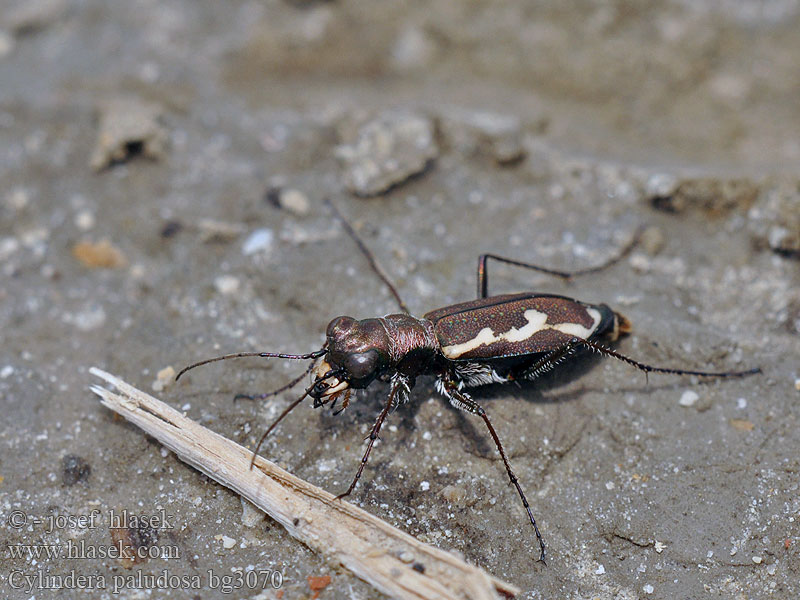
[{"x1": 309, "y1": 316, "x2": 391, "y2": 401}]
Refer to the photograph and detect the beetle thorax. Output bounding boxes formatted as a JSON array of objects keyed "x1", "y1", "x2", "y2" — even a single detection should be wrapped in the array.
[{"x1": 379, "y1": 313, "x2": 438, "y2": 367}]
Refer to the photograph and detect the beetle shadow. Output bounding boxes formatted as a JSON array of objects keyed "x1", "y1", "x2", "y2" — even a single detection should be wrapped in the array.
[
  {"x1": 318, "y1": 349, "x2": 642, "y2": 442},
  {"x1": 465, "y1": 346, "x2": 722, "y2": 405},
  {"x1": 444, "y1": 348, "x2": 731, "y2": 459},
  {"x1": 474, "y1": 349, "x2": 608, "y2": 404}
]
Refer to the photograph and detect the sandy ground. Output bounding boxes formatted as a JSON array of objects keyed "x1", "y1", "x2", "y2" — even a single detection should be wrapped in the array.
[{"x1": 1, "y1": 1, "x2": 799, "y2": 598}]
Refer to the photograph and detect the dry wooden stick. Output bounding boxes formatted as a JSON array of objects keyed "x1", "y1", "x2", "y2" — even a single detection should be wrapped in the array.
[{"x1": 89, "y1": 368, "x2": 520, "y2": 600}]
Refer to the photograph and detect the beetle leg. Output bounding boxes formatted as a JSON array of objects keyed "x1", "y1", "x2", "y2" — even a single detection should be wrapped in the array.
[
  {"x1": 477, "y1": 228, "x2": 642, "y2": 298},
  {"x1": 335, "y1": 380, "x2": 401, "y2": 501},
  {"x1": 438, "y1": 377, "x2": 547, "y2": 564},
  {"x1": 519, "y1": 339, "x2": 581, "y2": 381},
  {"x1": 390, "y1": 372, "x2": 412, "y2": 409},
  {"x1": 572, "y1": 336, "x2": 761, "y2": 379}
]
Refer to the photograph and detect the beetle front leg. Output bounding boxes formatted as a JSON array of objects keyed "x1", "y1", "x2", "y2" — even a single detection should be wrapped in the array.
[
  {"x1": 335, "y1": 380, "x2": 401, "y2": 501},
  {"x1": 438, "y1": 376, "x2": 547, "y2": 564}
]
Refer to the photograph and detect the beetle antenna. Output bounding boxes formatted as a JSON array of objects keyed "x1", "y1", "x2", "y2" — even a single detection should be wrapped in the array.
[
  {"x1": 249, "y1": 368, "x2": 345, "y2": 469},
  {"x1": 249, "y1": 392, "x2": 308, "y2": 469},
  {"x1": 234, "y1": 358, "x2": 320, "y2": 403},
  {"x1": 324, "y1": 198, "x2": 410, "y2": 315},
  {"x1": 175, "y1": 349, "x2": 327, "y2": 381}
]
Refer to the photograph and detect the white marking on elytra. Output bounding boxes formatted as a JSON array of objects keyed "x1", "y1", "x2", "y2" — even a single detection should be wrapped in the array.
[{"x1": 441, "y1": 307, "x2": 602, "y2": 359}]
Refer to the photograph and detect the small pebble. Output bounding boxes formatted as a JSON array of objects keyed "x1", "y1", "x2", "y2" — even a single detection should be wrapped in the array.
[
  {"x1": 746, "y1": 181, "x2": 800, "y2": 255},
  {"x1": 197, "y1": 219, "x2": 245, "y2": 243},
  {"x1": 679, "y1": 390, "x2": 699, "y2": 407},
  {"x1": 640, "y1": 226, "x2": 665, "y2": 255},
  {"x1": 308, "y1": 576, "x2": 332, "y2": 594},
  {"x1": 214, "y1": 275, "x2": 240, "y2": 295},
  {"x1": 278, "y1": 188, "x2": 310, "y2": 217},
  {"x1": 752, "y1": 556, "x2": 762, "y2": 564},
  {"x1": 440, "y1": 485, "x2": 466, "y2": 503},
  {"x1": 643, "y1": 584, "x2": 654, "y2": 595},
  {"x1": 62, "y1": 454, "x2": 91, "y2": 486},
  {"x1": 629, "y1": 253, "x2": 651, "y2": 273},
  {"x1": 242, "y1": 228, "x2": 273, "y2": 255},
  {"x1": 730, "y1": 418, "x2": 754, "y2": 432},
  {"x1": 74, "y1": 210, "x2": 95, "y2": 231},
  {"x1": 160, "y1": 220, "x2": 182, "y2": 238},
  {"x1": 654, "y1": 540, "x2": 666, "y2": 553},
  {"x1": 240, "y1": 499, "x2": 263, "y2": 528},
  {"x1": 391, "y1": 25, "x2": 436, "y2": 70},
  {"x1": 336, "y1": 111, "x2": 438, "y2": 197},
  {"x1": 152, "y1": 366, "x2": 175, "y2": 392},
  {"x1": 72, "y1": 239, "x2": 127, "y2": 268},
  {"x1": 595, "y1": 564, "x2": 605, "y2": 575},
  {"x1": 645, "y1": 173, "x2": 678, "y2": 198},
  {"x1": 65, "y1": 305, "x2": 107, "y2": 331},
  {"x1": 90, "y1": 98, "x2": 168, "y2": 170},
  {"x1": 20, "y1": 226, "x2": 49, "y2": 248},
  {"x1": 316, "y1": 458, "x2": 337, "y2": 473},
  {"x1": 0, "y1": 237, "x2": 20, "y2": 260},
  {"x1": 219, "y1": 535, "x2": 236, "y2": 549},
  {"x1": 419, "y1": 481, "x2": 430, "y2": 491},
  {"x1": 6, "y1": 187, "x2": 29, "y2": 210},
  {"x1": 0, "y1": 365, "x2": 14, "y2": 379}
]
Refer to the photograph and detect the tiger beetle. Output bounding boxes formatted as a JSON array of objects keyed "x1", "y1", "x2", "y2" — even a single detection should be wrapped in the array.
[{"x1": 176, "y1": 201, "x2": 760, "y2": 564}]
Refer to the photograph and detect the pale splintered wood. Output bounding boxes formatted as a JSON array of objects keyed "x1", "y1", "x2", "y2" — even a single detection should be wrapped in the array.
[{"x1": 89, "y1": 368, "x2": 519, "y2": 600}]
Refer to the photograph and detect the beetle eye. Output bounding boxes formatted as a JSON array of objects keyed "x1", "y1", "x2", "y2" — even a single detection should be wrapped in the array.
[
  {"x1": 327, "y1": 316, "x2": 355, "y2": 339},
  {"x1": 344, "y1": 350, "x2": 378, "y2": 381}
]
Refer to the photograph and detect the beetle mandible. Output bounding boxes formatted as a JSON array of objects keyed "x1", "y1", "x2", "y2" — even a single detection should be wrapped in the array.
[{"x1": 176, "y1": 202, "x2": 760, "y2": 564}]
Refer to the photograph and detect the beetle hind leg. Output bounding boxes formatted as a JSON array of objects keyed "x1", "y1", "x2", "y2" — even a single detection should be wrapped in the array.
[
  {"x1": 476, "y1": 228, "x2": 642, "y2": 298},
  {"x1": 519, "y1": 340, "x2": 582, "y2": 381},
  {"x1": 573, "y1": 336, "x2": 761, "y2": 379}
]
